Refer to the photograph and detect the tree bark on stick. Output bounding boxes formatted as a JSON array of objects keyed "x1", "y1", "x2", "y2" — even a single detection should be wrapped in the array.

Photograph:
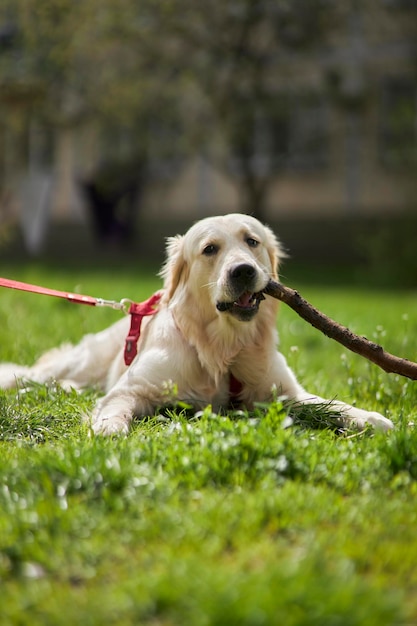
[{"x1": 264, "y1": 280, "x2": 417, "y2": 381}]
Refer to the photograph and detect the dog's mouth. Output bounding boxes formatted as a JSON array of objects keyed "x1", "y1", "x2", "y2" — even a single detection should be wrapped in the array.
[{"x1": 216, "y1": 291, "x2": 265, "y2": 320}]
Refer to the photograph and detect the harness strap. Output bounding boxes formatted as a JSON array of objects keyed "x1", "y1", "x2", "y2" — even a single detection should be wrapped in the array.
[
  {"x1": 229, "y1": 372, "x2": 244, "y2": 407},
  {"x1": 124, "y1": 292, "x2": 162, "y2": 365}
]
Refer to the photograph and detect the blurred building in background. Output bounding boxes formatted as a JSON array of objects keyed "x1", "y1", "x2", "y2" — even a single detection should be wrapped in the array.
[{"x1": 0, "y1": 0, "x2": 415, "y2": 261}]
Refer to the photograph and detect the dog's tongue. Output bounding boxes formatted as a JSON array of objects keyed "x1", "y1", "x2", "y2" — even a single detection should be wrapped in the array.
[{"x1": 236, "y1": 291, "x2": 254, "y2": 308}]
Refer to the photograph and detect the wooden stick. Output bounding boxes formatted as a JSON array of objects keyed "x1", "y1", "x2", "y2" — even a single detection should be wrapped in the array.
[{"x1": 264, "y1": 280, "x2": 417, "y2": 381}]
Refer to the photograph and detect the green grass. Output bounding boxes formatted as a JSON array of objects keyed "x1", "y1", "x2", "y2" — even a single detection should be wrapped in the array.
[{"x1": 0, "y1": 262, "x2": 417, "y2": 625}]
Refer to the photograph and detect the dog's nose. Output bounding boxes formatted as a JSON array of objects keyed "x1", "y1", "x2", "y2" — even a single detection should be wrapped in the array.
[{"x1": 230, "y1": 263, "x2": 257, "y2": 285}]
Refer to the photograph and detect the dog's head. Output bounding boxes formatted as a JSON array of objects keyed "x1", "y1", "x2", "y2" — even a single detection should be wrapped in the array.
[{"x1": 161, "y1": 213, "x2": 284, "y2": 322}]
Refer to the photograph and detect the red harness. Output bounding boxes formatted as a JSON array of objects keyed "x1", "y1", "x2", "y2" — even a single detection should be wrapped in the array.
[
  {"x1": 229, "y1": 373, "x2": 243, "y2": 407},
  {"x1": 0, "y1": 276, "x2": 243, "y2": 401},
  {"x1": 123, "y1": 292, "x2": 162, "y2": 365}
]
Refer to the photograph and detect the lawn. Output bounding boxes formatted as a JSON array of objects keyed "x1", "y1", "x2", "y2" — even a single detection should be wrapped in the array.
[{"x1": 0, "y1": 260, "x2": 416, "y2": 625}]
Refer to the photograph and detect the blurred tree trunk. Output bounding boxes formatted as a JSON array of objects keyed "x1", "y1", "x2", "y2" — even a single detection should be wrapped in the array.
[{"x1": 240, "y1": 167, "x2": 268, "y2": 221}]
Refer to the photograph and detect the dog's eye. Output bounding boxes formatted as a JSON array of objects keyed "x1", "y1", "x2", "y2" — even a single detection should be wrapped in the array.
[
  {"x1": 202, "y1": 244, "x2": 219, "y2": 256},
  {"x1": 246, "y1": 237, "x2": 259, "y2": 248}
]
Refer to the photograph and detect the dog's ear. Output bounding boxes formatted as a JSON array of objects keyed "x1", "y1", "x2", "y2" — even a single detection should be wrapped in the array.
[
  {"x1": 264, "y1": 225, "x2": 287, "y2": 280},
  {"x1": 159, "y1": 235, "x2": 188, "y2": 301}
]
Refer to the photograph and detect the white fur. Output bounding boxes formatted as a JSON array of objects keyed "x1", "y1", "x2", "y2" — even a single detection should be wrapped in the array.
[{"x1": 0, "y1": 214, "x2": 393, "y2": 434}]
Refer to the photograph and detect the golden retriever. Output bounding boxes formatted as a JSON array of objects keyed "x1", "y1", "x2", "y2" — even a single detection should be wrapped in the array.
[{"x1": 0, "y1": 213, "x2": 393, "y2": 434}]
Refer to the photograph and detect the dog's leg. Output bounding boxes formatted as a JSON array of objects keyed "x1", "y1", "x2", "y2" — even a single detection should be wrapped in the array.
[
  {"x1": 256, "y1": 350, "x2": 394, "y2": 432},
  {"x1": 0, "y1": 363, "x2": 34, "y2": 389},
  {"x1": 0, "y1": 317, "x2": 129, "y2": 391},
  {"x1": 90, "y1": 388, "x2": 138, "y2": 435},
  {"x1": 292, "y1": 390, "x2": 394, "y2": 431},
  {"x1": 90, "y1": 347, "x2": 173, "y2": 435}
]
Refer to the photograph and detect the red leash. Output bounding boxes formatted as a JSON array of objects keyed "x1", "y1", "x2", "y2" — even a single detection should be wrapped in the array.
[
  {"x1": 0, "y1": 276, "x2": 99, "y2": 306},
  {"x1": 0, "y1": 276, "x2": 161, "y2": 365}
]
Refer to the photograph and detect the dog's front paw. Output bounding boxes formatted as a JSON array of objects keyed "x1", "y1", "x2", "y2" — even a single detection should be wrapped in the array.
[
  {"x1": 91, "y1": 413, "x2": 131, "y2": 436},
  {"x1": 90, "y1": 394, "x2": 134, "y2": 436},
  {"x1": 349, "y1": 409, "x2": 394, "y2": 432}
]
